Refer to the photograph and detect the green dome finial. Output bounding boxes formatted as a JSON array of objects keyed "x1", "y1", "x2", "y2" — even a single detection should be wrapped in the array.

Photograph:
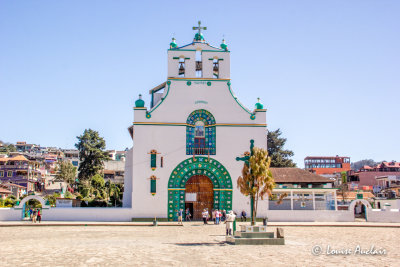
[
  {"x1": 255, "y1": 97, "x2": 264, "y2": 109},
  {"x1": 220, "y1": 39, "x2": 228, "y2": 51},
  {"x1": 135, "y1": 94, "x2": 145, "y2": 108},
  {"x1": 170, "y1": 37, "x2": 177, "y2": 49},
  {"x1": 192, "y1": 21, "x2": 206, "y2": 42}
]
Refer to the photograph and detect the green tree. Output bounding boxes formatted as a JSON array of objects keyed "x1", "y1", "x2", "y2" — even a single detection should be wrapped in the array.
[
  {"x1": 237, "y1": 147, "x2": 275, "y2": 226},
  {"x1": 75, "y1": 129, "x2": 109, "y2": 181},
  {"x1": 106, "y1": 181, "x2": 122, "y2": 206},
  {"x1": 338, "y1": 183, "x2": 349, "y2": 203},
  {"x1": 351, "y1": 159, "x2": 378, "y2": 171},
  {"x1": 91, "y1": 174, "x2": 105, "y2": 189},
  {"x1": 267, "y1": 129, "x2": 296, "y2": 167},
  {"x1": 55, "y1": 161, "x2": 77, "y2": 185},
  {"x1": 7, "y1": 144, "x2": 16, "y2": 152}
]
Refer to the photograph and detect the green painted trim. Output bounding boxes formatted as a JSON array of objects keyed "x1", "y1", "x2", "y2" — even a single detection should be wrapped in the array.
[
  {"x1": 146, "y1": 81, "x2": 171, "y2": 118},
  {"x1": 215, "y1": 124, "x2": 266, "y2": 127},
  {"x1": 169, "y1": 49, "x2": 230, "y2": 53},
  {"x1": 173, "y1": 57, "x2": 191, "y2": 60},
  {"x1": 227, "y1": 82, "x2": 254, "y2": 117},
  {"x1": 254, "y1": 110, "x2": 267, "y2": 112},
  {"x1": 208, "y1": 58, "x2": 224, "y2": 61},
  {"x1": 207, "y1": 81, "x2": 211, "y2": 86},
  {"x1": 187, "y1": 81, "x2": 191, "y2": 86},
  {"x1": 168, "y1": 78, "x2": 229, "y2": 82},
  {"x1": 133, "y1": 122, "x2": 267, "y2": 127}
]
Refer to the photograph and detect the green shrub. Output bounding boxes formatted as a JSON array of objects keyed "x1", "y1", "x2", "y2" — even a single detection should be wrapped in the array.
[
  {"x1": 88, "y1": 199, "x2": 107, "y2": 207},
  {"x1": 80, "y1": 200, "x2": 88, "y2": 207},
  {"x1": 64, "y1": 191, "x2": 74, "y2": 199}
]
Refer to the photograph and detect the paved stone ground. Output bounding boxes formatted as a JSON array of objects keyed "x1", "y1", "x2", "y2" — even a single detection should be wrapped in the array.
[{"x1": 1, "y1": 222, "x2": 399, "y2": 266}]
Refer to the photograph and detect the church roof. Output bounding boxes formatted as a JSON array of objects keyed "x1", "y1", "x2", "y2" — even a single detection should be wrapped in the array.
[
  {"x1": 168, "y1": 21, "x2": 228, "y2": 52},
  {"x1": 148, "y1": 82, "x2": 166, "y2": 94},
  {"x1": 271, "y1": 168, "x2": 333, "y2": 184}
]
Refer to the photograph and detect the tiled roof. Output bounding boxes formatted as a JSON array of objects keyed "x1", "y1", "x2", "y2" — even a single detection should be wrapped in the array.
[
  {"x1": 3, "y1": 183, "x2": 26, "y2": 189},
  {"x1": 271, "y1": 168, "x2": 333, "y2": 183},
  {"x1": 8, "y1": 155, "x2": 29, "y2": 161},
  {"x1": 380, "y1": 161, "x2": 400, "y2": 168},
  {"x1": 0, "y1": 187, "x2": 12, "y2": 194}
]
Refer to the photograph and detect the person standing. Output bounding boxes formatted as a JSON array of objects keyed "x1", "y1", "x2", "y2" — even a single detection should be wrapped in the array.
[
  {"x1": 29, "y1": 208, "x2": 33, "y2": 221},
  {"x1": 212, "y1": 209, "x2": 216, "y2": 224},
  {"x1": 222, "y1": 210, "x2": 226, "y2": 222},
  {"x1": 185, "y1": 208, "x2": 191, "y2": 221},
  {"x1": 37, "y1": 209, "x2": 42, "y2": 223},
  {"x1": 215, "y1": 210, "x2": 220, "y2": 225},
  {"x1": 241, "y1": 210, "x2": 247, "y2": 222},
  {"x1": 177, "y1": 209, "x2": 183, "y2": 225},
  {"x1": 225, "y1": 210, "x2": 236, "y2": 236},
  {"x1": 202, "y1": 209, "x2": 208, "y2": 224},
  {"x1": 32, "y1": 209, "x2": 37, "y2": 223}
]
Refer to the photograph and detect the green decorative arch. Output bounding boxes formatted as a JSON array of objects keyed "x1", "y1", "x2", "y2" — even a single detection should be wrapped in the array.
[{"x1": 167, "y1": 156, "x2": 233, "y2": 221}]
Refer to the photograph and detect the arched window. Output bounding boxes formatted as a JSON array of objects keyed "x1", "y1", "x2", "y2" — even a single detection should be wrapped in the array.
[
  {"x1": 186, "y1": 109, "x2": 216, "y2": 155},
  {"x1": 195, "y1": 50, "x2": 202, "y2": 78},
  {"x1": 178, "y1": 57, "x2": 185, "y2": 77},
  {"x1": 213, "y1": 58, "x2": 219, "y2": 78}
]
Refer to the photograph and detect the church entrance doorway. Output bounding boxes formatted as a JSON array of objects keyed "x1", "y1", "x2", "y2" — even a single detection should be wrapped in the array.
[{"x1": 185, "y1": 175, "x2": 213, "y2": 221}]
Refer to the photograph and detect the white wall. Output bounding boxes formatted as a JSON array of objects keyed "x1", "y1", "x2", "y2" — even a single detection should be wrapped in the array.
[
  {"x1": 42, "y1": 208, "x2": 134, "y2": 222},
  {"x1": 0, "y1": 208, "x2": 21, "y2": 221},
  {"x1": 168, "y1": 42, "x2": 228, "y2": 79},
  {"x1": 367, "y1": 210, "x2": 400, "y2": 223},
  {"x1": 265, "y1": 210, "x2": 354, "y2": 222}
]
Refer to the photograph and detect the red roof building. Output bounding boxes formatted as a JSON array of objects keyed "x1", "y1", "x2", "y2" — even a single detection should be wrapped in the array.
[{"x1": 304, "y1": 156, "x2": 351, "y2": 175}]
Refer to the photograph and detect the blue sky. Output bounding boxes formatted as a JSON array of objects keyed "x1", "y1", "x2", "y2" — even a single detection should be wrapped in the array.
[{"x1": 1, "y1": 1, "x2": 399, "y2": 167}]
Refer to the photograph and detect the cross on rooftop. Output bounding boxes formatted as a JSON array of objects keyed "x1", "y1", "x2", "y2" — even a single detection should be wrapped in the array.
[{"x1": 192, "y1": 21, "x2": 207, "y2": 38}]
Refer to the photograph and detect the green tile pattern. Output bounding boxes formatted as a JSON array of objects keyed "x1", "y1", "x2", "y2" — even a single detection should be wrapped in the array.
[{"x1": 168, "y1": 156, "x2": 232, "y2": 221}]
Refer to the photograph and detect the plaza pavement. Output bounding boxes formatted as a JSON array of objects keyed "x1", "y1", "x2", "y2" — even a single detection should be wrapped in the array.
[
  {"x1": 1, "y1": 221, "x2": 399, "y2": 266},
  {"x1": 1, "y1": 220, "x2": 400, "y2": 227}
]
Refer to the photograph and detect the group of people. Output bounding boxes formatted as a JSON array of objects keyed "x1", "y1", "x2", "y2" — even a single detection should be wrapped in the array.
[
  {"x1": 27, "y1": 208, "x2": 42, "y2": 223},
  {"x1": 176, "y1": 207, "x2": 238, "y2": 236},
  {"x1": 199, "y1": 209, "x2": 227, "y2": 225}
]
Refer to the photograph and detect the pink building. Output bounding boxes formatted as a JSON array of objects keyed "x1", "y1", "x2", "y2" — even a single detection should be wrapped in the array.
[{"x1": 347, "y1": 161, "x2": 400, "y2": 191}]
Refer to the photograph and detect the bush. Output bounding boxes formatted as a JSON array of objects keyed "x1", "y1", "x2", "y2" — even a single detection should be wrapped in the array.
[
  {"x1": 91, "y1": 174, "x2": 105, "y2": 189},
  {"x1": 64, "y1": 191, "x2": 74, "y2": 199},
  {"x1": 88, "y1": 199, "x2": 107, "y2": 207},
  {"x1": 80, "y1": 200, "x2": 88, "y2": 207},
  {"x1": 45, "y1": 194, "x2": 57, "y2": 207},
  {"x1": 4, "y1": 198, "x2": 15, "y2": 207}
]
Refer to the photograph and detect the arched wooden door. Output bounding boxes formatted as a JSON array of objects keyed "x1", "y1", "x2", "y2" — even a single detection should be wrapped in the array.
[{"x1": 185, "y1": 175, "x2": 214, "y2": 220}]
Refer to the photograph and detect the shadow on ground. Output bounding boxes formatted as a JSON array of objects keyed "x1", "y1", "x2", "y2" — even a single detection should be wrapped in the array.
[{"x1": 165, "y1": 242, "x2": 228, "y2": 246}]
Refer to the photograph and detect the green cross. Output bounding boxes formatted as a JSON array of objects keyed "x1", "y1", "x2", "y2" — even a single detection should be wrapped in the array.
[
  {"x1": 192, "y1": 21, "x2": 207, "y2": 36},
  {"x1": 236, "y1": 139, "x2": 255, "y2": 223},
  {"x1": 235, "y1": 139, "x2": 254, "y2": 166}
]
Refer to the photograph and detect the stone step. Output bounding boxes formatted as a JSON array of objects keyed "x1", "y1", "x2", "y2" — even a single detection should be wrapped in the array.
[
  {"x1": 226, "y1": 236, "x2": 285, "y2": 245},
  {"x1": 234, "y1": 231, "x2": 274, "y2": 239}
]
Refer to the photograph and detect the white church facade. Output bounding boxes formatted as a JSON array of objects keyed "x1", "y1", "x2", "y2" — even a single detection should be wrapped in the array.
[
  {"x1": 3, "y1": 24, "x2": 395, "y2": 223},
  {"x1": 123, "y1": 23, "x2": 268, "y2": 221}
]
